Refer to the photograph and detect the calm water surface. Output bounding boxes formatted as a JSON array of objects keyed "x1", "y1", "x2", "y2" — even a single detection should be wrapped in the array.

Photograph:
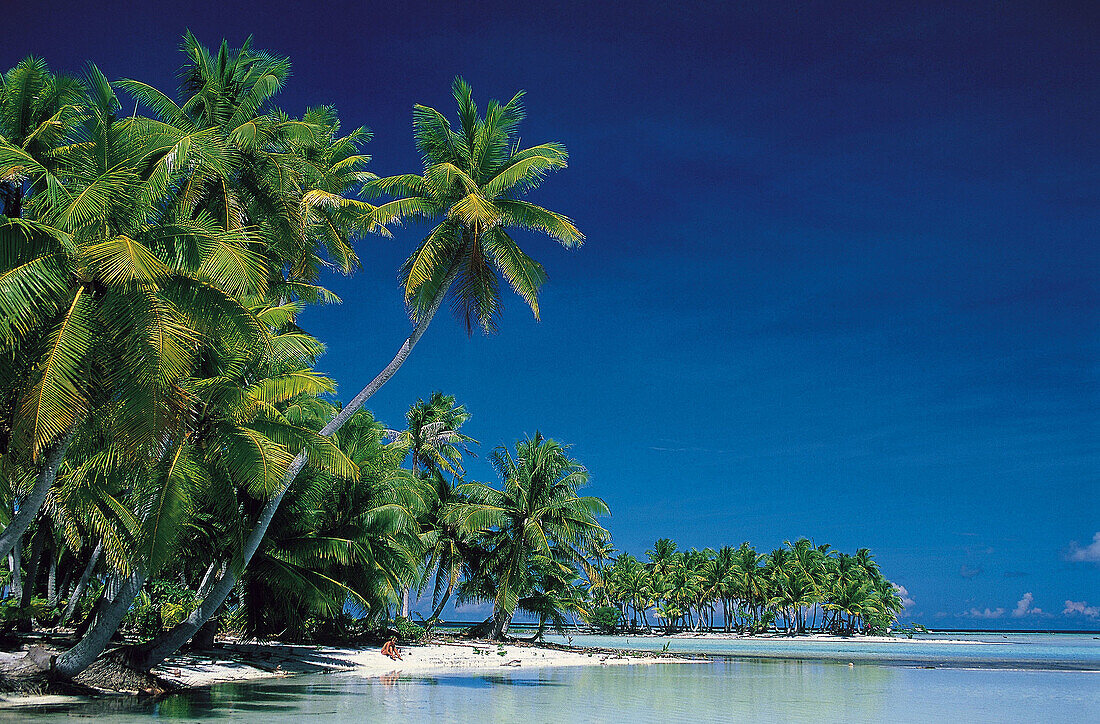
[
  {"x1": 545, "y1": 632, "x2": 1100, "y2": 670},
  {"x1": 5, "y1": 635, "x2": 1098, "y2": 723}
]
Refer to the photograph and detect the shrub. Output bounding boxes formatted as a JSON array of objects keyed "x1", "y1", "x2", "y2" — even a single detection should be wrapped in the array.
[
  {"x1": 394, "y1": 616, "x2": 425, "y2": 642},
  {"x1": 124, "y1": 580, "x2": 200, "y2": 641},
  {"x1": 587, "y1": 605, "x2": 622, "y2": 634}
]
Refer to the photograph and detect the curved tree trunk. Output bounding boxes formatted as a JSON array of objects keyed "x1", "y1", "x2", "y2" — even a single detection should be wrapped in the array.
[
  {"x1": 426, "y1": 573, "x2": 457, "y2": 626},
  {"x1": 19, "y1": 527, "x2": 45, "y2": 608},
  {"x1": 0, "y1": 428, "x2": 74, "y2": 562},
  {"x1": 60, "y1": 540, "x2": 102, "y2": 626},
  {"x1": 490, "y1": 602, "x2": 512, "y2": 640},
  {"x1": 130, "y1": 265, "x2": 461, "y2": 672},
  {"x1": 52, "y1": 570, "x2": 146, "y2": 679}
]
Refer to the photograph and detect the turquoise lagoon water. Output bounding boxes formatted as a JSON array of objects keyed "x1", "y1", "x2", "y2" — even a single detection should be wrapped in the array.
[
  {"x1": 545, "y1": 631, "x2": 1100, "y2": 670},
  {"x1": 6, "y1": 634, "x2": 1098, "y2": 723}
]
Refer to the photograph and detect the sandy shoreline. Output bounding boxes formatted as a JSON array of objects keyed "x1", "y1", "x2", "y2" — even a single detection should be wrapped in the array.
[
  {"x1": 659, "y1": 632, "x2": 991, "y2": 645},
  {"x1": 155, "y1": 639, "x2": 697, "y2": 687},
  {"x1": 0, "y1": 639, "x2": 699, "y2": 707}
]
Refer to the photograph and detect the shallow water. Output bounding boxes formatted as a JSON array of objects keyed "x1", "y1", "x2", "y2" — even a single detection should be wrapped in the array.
[
  {"x1": 6, "y1": 635, "x2": 1099, "y2": 723},
  {"x1": 544, "y1": 632, "x2": 1100, "y2": 670}
]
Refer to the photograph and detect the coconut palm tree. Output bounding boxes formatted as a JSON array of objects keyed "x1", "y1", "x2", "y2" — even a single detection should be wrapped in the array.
[
  {"x1": 115, "y1": 322, "x2": 357, "y2": 671},
  {"x1": 320, "y1": 76, "x2": 583, "y2": 440},
  {"x1": 115, "y1": 33, "x2": 375, "y2": 297},
  {"x1": 53, "y1": 317, "x2": 355, "y2": 677},
  {"x1": 580, "y1": 537, "x2": 617, "y2": 608},
  {"x1": 415, "y1": 469, "x2": 480, "y2": 628},
  {"x1": 237, "y1": 410, "x2": 422, "y2": 640},
  {"x1": 389, "y1": 391, "x2": 475, "y2": 479},
  {"x1": 731, "y1": 543, "x2": 764, "y2": 630},
  {"x1": 448, "y1": 433, "x2": 607, "y2": 639},
  {"x1": 0, "y1": 57, "x2": 85, "y2": 219},
  {"x1": 136, "y1": 76, "x2": 584, "y2": 668},
  {"x1": 387, "y1": 391, "x2": 475, "y2": 617},
  {"x1": 0, "y1": 63, "x2": 264, "y2": 564}
]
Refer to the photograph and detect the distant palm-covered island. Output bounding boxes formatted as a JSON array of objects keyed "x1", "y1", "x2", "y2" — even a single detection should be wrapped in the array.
[{"x1": 0, "y1": 34, "x2": 913, "y2": 695}]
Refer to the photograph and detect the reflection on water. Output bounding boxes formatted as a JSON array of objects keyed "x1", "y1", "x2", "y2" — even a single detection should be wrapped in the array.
[{"x1": 4, "y1": 655, "x2": 1098, "y2": 723}]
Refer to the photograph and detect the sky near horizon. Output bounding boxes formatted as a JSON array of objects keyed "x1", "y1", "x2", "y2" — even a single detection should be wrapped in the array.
[{"x1": 4, "y1": 1, "x2": 1096, "y2": 629}]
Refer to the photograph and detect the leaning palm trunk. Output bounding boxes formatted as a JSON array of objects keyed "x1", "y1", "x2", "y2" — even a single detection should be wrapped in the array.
[
  {"x1": 52, "y1": 570, "x2": 147, "y2": 679},
  {"x1": 131, "y1": 266, "x2": 461, "y2": 672},
  {"x1": 60, "y1": 540, "x2": 102, "y2": 626},
  {"x1": 426, "y1": 574, "x2": 458, "y2": 626},
  {"x1": 490, "y1": 602, "x2": 512, "y2": 640},
  {"x1": 0, "y1": 428, "x2": 75, "y2": 561}
]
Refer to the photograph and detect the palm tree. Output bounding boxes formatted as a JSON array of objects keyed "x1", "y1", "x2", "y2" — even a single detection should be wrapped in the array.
[
  {"x1": 0, "y1": 57, "x2": 85, "y2": 219},
  {"x1": 580, "y1": 537, "x2": 617, "y2": 607},
  {"x1": 118, "y1": 323, "x2": 357, "y2": 672},
  {"x1": 387, "y1": 391, "x2": 475, "y2": 617},
  {"x1": 135, "y1": 75, "x2": 583, "y2": 670},
  {"x1": 389, "y1": 392, "x2": 475, "y2": 479},
  {"x1": 416, "y1": 470, "x2": 478, "y2": 627},
  {"x1": 731, "y1": 543, "x2": 763, "y2": 630},
  {"x1": 237, "y1": 410, "x2": 422, "y2": 640},
  {"x1": 449, "y1": 433, "x2": 607, "y2": 639},
  {"x1": 320, "y1": 76, "x2": 583, "y2": 440},
  {"x1": 103, "y1": 35, "x2": 377, "y2": 670},
  {"x1": 0, "y1": 63, "x2": 264, "y2": 564}
]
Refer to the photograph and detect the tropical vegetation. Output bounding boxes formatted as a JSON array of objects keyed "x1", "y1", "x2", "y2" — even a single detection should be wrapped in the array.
[
  {"x1": 0, "y1": 34, "x2": 907, "y2": 690},
  {"x1": 593, "y1": 538, "x2": 906, "y2": 635}
]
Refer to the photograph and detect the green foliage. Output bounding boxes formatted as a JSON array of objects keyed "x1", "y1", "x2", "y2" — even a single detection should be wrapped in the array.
[
  {"x1": 587, "y1": 605, "x2": 622, "y2": 634},
  {"x1": 453, "y1": 433, "x2": 609, "y2": 639},
  {"x1": 0, "y1": 41, "x2": 600, "y2": 673},
  {"x1": 364, "y1": 78, "x2": 581, "y2": 334},
  {"x1": 124, "y1": 579, "x2": 201, "y2": 640},
  {"x1": 393, "y1": 616, "x2": 425, "y2": 642},
  {"x1": 597, "y1": 538, "x2": 906, "y2": 636},
  {"x1": 0, "y1": 597, "x2": 56, "y2": 626}
]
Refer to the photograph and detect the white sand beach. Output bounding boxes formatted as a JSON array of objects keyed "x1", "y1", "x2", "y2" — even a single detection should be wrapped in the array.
[
  {"x1": 152, "y1": 640, "x2": 695, "y2": 688},
  {"x1": 0, "y1": 640, "x2": 696, "y2": 706},
  {"x1": 662, "y1": 632, "x2": 990, "y2": 645}
]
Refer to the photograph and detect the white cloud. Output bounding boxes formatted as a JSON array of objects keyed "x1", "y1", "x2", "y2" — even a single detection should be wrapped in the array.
[
  {"x1": 1066, "y1": 532, "x2": 1100, "y2": 563},
  {"x1": 894, "y1": 584, "x2": 915, "y2": 609},
  {"x1": 964, "y1": 607, "x2": 1005, "y2": 619},
  {"x1": 1011, "y1": 592, "x2": 1042, "y2": 618},
  {"x1": 1063, "y1": 600, "x2": 1100, "y2": 618}
]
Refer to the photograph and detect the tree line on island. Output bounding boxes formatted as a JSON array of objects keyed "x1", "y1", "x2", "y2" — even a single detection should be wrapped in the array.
[
  {"x1": 0, "y1": 35, "x2": 905, "y2": 686},
  {"x1": 586, "y1": 538, "x2": 906, "y2": 635}
]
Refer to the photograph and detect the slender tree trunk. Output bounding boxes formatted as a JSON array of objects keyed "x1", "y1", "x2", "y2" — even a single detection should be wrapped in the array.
[
  {"x1": 53, "y1": 570, "x2": 146, "y2": 679},
  {"x1": 47, "y1": 553, "x2": 59, "y2": 608},
  {"x1": 7, "y1": 546, "x2": 22, "y2": 600},
  {"x1": 60, "y1": 541, "x2": 102, "y2": 626},
  {"x1": 19, "y1": 527, "x2": 46, "y2": 613},
  {"x1": 56, "y1": 563, "x2": 74, "y2": 610},
  {"x1": 189, "y1": 614, "x2": 220, "y2": 650},
  {"x1": 427, "y1": 573, "x2": 457, "y2": 624},
  {"x1": 132, "y1": 265, "x2": 463, "y2": 672},
  {"x1": 490, "y1": 602, "x2": 512, "y2": 640},
  {"x1": 195, "y1": 560, "x2": 220, "y2": 598},
  {"x1": 0, "y1": 428, "x2": 75, "y2": 562}
]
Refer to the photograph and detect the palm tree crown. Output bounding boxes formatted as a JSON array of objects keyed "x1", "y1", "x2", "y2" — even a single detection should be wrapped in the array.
[{"x1": 365, "y1": 77, "x2": 583, "y2": 333}]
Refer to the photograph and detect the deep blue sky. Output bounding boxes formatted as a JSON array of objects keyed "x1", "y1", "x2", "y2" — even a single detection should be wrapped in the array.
[{"x1": 5, "y1": 1, "x2": 1097, "y2": 628}]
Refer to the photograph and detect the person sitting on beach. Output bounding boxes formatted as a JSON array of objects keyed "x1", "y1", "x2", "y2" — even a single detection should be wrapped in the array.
[{"x1": 381, "y1": 637, "x2": 403, "y2": 660}]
